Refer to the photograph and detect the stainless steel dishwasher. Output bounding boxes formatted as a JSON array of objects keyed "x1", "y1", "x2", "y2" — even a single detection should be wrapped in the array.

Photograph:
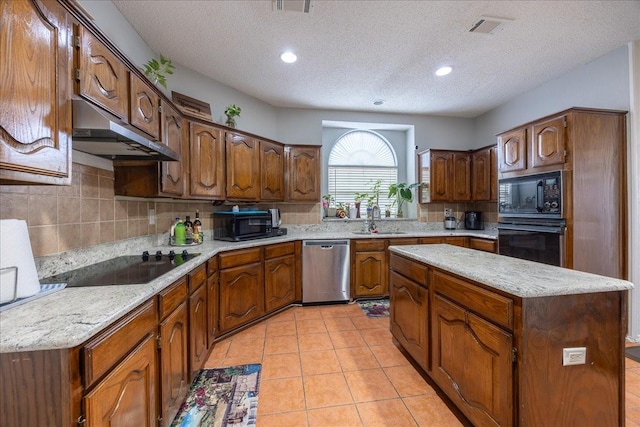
[{"x1": 302, "y1": 240, "x2": 350, "y2": 303}]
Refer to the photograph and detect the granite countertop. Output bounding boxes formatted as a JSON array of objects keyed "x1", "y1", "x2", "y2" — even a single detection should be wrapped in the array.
[
  {"x1": 0, "y1": 228, "x2": 496, "y2": 353},
  {"x1": 390, "y1": 244, "x2": 633, "y2": 298}
]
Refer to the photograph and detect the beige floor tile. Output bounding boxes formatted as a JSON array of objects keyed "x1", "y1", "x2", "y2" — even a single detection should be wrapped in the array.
[
  {"x1": 300, "y1": 349, "x2": 342, "y2": 376},
  {"x1": 356, "y1": 399, "x2": 418, "y2": 426},
  {"x1": 336, "y1": 347, "x2": 381, "y2": 372},
  {"x1": 324, "y1": 317, "x2": 357, "y2": 331},
  {"x1": 403, "y1": 394, "x2": 464, "y2": 427},
  {"x1": 319, "y1": 304, "x2": 354, "y2": 319},
  {"x1": 346, "y1": 303, "x2": 368, "y2": 317},
  {"x1": 384, "y1": 365, "x2": 435, "y2": 397},
  {"x1": 307, "y1": 404, "x2": 363, "y2": 426},
  {"x1": 261, "y1": 353, "x2": 302, "y2": 380},
  {"x1": 351, "y1": 316, "x2": 386, "y2": 330},
  {"x1": 294, "y1": 306, "x2": 323, "y2": 320},
  {"x1": 265, "y1": 320, "x2": 297, "y2": 337},
  {"x1": 220, "y1": 355, "x2": 263, "y2": 367},
  {"x1": 359, "y1": 328, "x2": 394, "y2": 347},
  {"x1": 297, "y1": 318, "x2": 328, "y2": 335},
  {"x1": 298, "y1": 332, "x2": 334, "y2": 352},
  {"x1": 370, "y1": 343, "x2": 411, "y2": 367},
  {"x1": 257, "y1": 410, "x2": 308, "y2": 427},
  {"x1": 264, "y1": 335, "x2": 299, "y2": 355},
  {"x1": 233, "y1": 322, "x2": 266, "y2": 339},
  {"x1": 226, "y1": 337, "x2": 265, "y2": 359},
  {"x1": 329, "y1": 330, "x2": 367, "y2": 349},
  {"x1": 259, "y1": 377, "x2": 306, "y2": 415},
  {"x1": 303, "y1": 373, "x2": 354, "y2": 409},
  {"x1": 345, "y1": 369, "x2": 399, "y2": 403},
  {"x1": 265, "y1": 309, "x2": 296, "y2": 323}
]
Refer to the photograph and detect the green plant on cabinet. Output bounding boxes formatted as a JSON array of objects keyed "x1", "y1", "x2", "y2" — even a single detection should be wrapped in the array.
[{"x1": 142, "y1": 54, "x2": 174, "y2": 89}]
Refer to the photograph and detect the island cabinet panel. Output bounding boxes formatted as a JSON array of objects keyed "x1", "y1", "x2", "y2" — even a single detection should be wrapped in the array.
[
  {"x1": 260, "y1": 140, "x2": 285, "y2": 200},
  {"x1": 190, "y1": 122, "x2": 226, "y2": 199},
  {"x1": 286, "y1": 145, "x2": 321, "y2": 201},
  {"x1": 226, "y1": 132, "x2": 260, "y2": 200},
  {"x1": 432, "y1": 293, "x2": 513, "y2": 427},
  {"x1": 1, "y1": 0, "x2": 73, "y2": 185},
  {"x1": 264, "y1": 245, "x2": 297, "y2": 313}
]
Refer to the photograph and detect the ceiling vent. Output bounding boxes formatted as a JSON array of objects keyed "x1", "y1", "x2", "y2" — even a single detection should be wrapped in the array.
[
  {"x1": 469, "y1": 16, "x2": 511, "y2": 35},
  {"x1": 273, "y1": 0, "x2": 312, "y2": 13}
]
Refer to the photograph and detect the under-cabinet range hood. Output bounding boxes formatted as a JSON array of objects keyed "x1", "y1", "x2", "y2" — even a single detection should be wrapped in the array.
[{"x1": 71, "y1": 100, "x2": 180, "y2": 161}]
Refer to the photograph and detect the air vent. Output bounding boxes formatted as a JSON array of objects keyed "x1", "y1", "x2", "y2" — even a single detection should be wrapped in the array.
[
  {"x1": 469, "y1": 16, "x2": 511, "y2": 34},
  {"x1": 273, "y1": 0, "x2": 312, "y2": 13}
]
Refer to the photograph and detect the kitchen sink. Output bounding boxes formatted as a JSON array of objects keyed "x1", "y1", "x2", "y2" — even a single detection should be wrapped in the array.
[{"x1": 352, "y1": 231, "x2": 407, "y2": 235}]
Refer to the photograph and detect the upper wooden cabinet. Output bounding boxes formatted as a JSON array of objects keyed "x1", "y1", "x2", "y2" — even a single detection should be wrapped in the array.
[
  {"x1": 130, "y1": 74, "x2": 160, "y2": 140},
  {"x1": 286, "y1": 145, "x2": 321, "y2": 202},
  {"x1": 1, "y1": 0, "x2": 73, "y2": 185},
  {"x1": 159, "y1": 102, "x2": 185, "y2": 197},
  {"x1": 497, "y1": 128, "x2": 527, "y2": 173},
  {"x1": 260, "y1": 140, "x2": 285, "y2": 201},
  {"x1": 452, "y1": 152, "x2": 471, "y2": 201},
  {"x1": 190, "y1": 122, "x2": 225, "y2": 199},
  {"x1": 530, "y1": 116, "x2": 566, "y2": 169},
  {"x1": 75, "y1": 25, "x2": 129, "y2": 121},
  {"x1": 226, "y1": 132, "x2": 260, "y2": 200},
  {"x1": 471, "y1": 145, "x2": 498, "y2": 201}
]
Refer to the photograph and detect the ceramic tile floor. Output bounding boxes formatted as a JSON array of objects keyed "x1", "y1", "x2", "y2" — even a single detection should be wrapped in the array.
[{"x1": 205, "y1": 303, "x2": 640, "y2": 426}]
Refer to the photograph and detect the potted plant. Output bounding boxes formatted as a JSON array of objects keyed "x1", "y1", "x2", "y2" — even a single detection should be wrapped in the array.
[
  {"x1": 224, "y1": 104, "x2": 242, "y2": 128},
  {"x1": 366, "y1": 179, "x2": 383, "y2": 219},
  {"x1": 142, "y1": 54, "x2": 174, "y2": 89},
  {"x1": 353, "y1": 192, "x2": 368, "y2": 219},
  {"x1": 389, "y1": 182, "x2": 421, "y2": 218},
  {"x1": 322, "y1": 194, "x2": 335, "y2": 218}
]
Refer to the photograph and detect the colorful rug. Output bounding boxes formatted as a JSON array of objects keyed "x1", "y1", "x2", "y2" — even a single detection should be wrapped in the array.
[
  {"x1": 171, "y1": 364, "x2": 261, "y2": 427},
  {"x1": 357, "y1": 298, "x2": 390, "y2": 318}
]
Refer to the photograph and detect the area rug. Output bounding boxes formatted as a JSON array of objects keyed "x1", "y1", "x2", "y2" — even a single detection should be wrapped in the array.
[
  {"x1": 171, "y1": 364, "x2": 261, "y2": 427},
  {"x1": 357, "y1": 298, "x2": 390, "y2": 318},
  {"x1": 626, "y1": 346, "x2": 640, "y2": 363}
]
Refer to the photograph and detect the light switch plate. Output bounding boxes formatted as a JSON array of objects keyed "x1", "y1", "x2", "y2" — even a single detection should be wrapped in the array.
[{"x1": 562, "y1": 347, "x2": 586, "y2": 365}]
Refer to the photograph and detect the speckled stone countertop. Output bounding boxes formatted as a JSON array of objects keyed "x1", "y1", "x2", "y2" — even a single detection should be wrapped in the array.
[
  {"x1": 0, "y1": 228, "x2": 496, "y2": 353},
  {"x1": 389, "y1": 244, "x2": 633, "y2": 298}
]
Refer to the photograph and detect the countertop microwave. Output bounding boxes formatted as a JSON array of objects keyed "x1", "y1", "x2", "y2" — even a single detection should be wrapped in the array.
[{"x1": 212, "y1": 211, "x2": 273, "y2": 241}]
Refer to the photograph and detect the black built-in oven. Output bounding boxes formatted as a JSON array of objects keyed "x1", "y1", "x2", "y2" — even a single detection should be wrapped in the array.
[{"x1": 497, "y1": 171, "x2": 566, "y2": 267}]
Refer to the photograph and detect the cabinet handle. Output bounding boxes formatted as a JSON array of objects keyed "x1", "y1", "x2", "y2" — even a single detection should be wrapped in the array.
[{"x1": 77, "y1": 415, "x2": 86, "y2": 426}]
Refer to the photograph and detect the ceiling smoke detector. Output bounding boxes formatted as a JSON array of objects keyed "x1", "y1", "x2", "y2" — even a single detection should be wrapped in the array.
[
  {"x1": 273, "y1": 0, "x2": 312, "y2": 13},
  {"x1": 469, "y1": 16, "x2": 512, "y2": 35}
]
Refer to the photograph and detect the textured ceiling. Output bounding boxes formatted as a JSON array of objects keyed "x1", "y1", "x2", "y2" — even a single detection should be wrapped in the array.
[{"x1": 112, "y1": 0, "x2": 640, "y2": 118}]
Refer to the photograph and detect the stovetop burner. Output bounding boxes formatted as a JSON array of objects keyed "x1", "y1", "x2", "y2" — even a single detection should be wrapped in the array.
[{"x1": 40, "y1": 250, "x2": 200, "y2": 288}]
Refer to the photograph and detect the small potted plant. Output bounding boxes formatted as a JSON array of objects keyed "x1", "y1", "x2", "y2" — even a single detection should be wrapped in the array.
[
  {"x1": 322, "y1": 194, "x2": 335, "y2": 218},
  {"x1": 224, "y1": 104, "x2": 242, "y2": 128},
  {"x1": 353, "y1": 192, "x2": 368, "y2": 219},
  {"x1": 142, "y1": 54, "x2": 174, "y2": 89},
  {"x1": 389, "y1": 182, "x2": 421, "y2": 218}
]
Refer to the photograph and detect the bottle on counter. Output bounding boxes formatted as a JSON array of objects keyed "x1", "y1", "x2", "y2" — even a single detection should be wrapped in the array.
[
  {"x1": 174, "y1": 219, "x2": 186, "y2": 245},
  {"x1": 170, "y1": 217, "x2": 180, "y2": 245},
  {"x1": 184, "y1": 215, "x2": 194, "y2": 244},
  {"x1": 193, "y1": 210, "x2": 202, "y2": 243}
]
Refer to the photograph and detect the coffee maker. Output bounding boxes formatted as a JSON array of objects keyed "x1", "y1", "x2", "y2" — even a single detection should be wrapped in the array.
[{"x1": 464, "y1": 211, "x2": 484, "y2": 230}]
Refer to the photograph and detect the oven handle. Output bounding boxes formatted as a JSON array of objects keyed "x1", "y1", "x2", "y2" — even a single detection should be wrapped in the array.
[{"x1": 497, "y1": 224, "x2": 566, "y2": 234}]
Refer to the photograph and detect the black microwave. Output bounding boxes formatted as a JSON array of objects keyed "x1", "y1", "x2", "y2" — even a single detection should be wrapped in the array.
[
  {"x1": 213, "y1": 211, "x2": 273, "y2": 241},
  {"x1": 498, "y1": 171, "x2": 563, "y2": 218}
]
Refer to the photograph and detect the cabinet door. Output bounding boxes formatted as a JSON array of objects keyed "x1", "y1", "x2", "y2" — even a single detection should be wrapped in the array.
[
  {"x1": 354, "y1": 251, "x2": 387, "y2": 297},
  {"x1": 76, "y1": 25, "x2": 128, "y2": 121},
  {"x1": 432, "y1": 294, "x2": 513, "y2": 427},
  {"x1": 190, "y1": 122, "x2": 225, "y2": 198},
  {"x1": 219, "y1": 263, "x2": 264, "y2": 333},
  {"x1": 160, "y1": 102, "x2": 184, "y2": 197},
  {"x1": 207, "y1": 270, "x2": 218, "y2": 348},
  {"x1": 444, "y1": 236, "x2": 468, "y2": 247},
  {"x1": 430, "y1": 151, "x2": 452, "y2": 201},
  {"x1": 389, "y1": 271, "x2": 428, "y2": 370},
  {"x1": 471, "y1": 148, "x2": 491, "y2": 201},
  {"x1": 264, "y1": 254, "x2": 296, "y2": 313},
  {"x1": 452, "y1": 152, "x2": 471, "y2": 201},
  {"x1": 530, "y1": 116, "x2": 566, "y2": 168},
  {"x1": 497, "y1": 128, "x2": 526, "y2": 173},
  {"x1": 159, "y1": 302, "x2": 188, "y2": 427},
  {"x1": 189, "y1": 284, "x2": 208, "y2": 380},
  {"x1": 84, "y1": 334, "x2": 157, "y2": 427},
  {"x1": 226, "y1": 132, "x2": 260, "y2": 200},
  {"x1": 489, "y1": 145, "x2": 498, "y2": 201},
  {"x1": 417, "y1": 151, "x2": 430, "y2": 203},
  {"x1": 1, "y1": 0, "x2": 72, "y2": 185},
  {"x1": 260, "y1": 140, "x2": 285, "y2": 200},
  {"x1": 286, "y1": 146, "x2": 321, "y2": 201},
  {"x1": 129, "y1": 74, "x2": 160, "y2": 140}
]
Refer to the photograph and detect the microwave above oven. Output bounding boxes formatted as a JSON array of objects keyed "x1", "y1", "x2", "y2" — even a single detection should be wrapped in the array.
[
  {"x1": 498, "y1": 171, "x2": 563, "y2": 218},
  {"x1": 213, "y1": 211, "x2": 273, "y2": 241}
]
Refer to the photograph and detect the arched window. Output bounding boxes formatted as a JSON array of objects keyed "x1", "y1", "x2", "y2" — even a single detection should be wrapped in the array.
[{"x1": 328, "y1": 130, "x2": 398, "y2": 216}]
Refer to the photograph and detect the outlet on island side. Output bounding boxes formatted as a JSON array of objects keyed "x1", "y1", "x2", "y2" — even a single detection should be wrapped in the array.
[{"x1": 562, "y1": 347, "x2": 587, "y2": 366}]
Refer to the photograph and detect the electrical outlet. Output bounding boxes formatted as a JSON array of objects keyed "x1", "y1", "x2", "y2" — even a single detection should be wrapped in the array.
[
  {"x1": 562, "y1": 347, "x2": 586, "y2": 365},
  {"x1": 444, "y1": 208, "x2": 453, "y2": 217},
  {"x1": 149, "y1": 209, "x2": 156, "y2": 225}
]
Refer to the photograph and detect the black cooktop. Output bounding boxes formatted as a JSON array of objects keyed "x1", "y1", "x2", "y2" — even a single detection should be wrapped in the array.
[{"x1": 40, "y1": 250, "x2": 200, "y2": 288}]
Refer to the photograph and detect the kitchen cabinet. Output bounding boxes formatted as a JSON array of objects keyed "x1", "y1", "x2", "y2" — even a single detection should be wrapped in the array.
[
  {"x1": 187, "y1": 264, "x2": 208, "y2": 381},
  {"x1": 260, "y1": 140, "x2": 285, "y2": 200},
  {"x1": 469, "y1": 237, "x2": 497, "y2": 253},
  {"x1": 417, "y1": 150, "x2": 471, "y2": 202},
  {"x1": 264, "y1": 242, "x2": 297, "y2": 313},
  {"x1": 1, "y1": 0, "x2": 73, "y2": 185},
  {"x1": 286, "y1": 145, "x2": 321, "y2": 201},
  {"x1": 352, "y1": 240, "x2": 387, "y2": 298},
  {"x1": 129, "y1": 73, "x2": 160, "y2": 140},
  {"x1": 207, "y1": 256, "x2": 219, "y2": 347},
  {"x1": 218, "y1": 248, "x2": 264, "y2": 333},
  {"x1": 190, "y1": 121, "x2": 226, "y2": 199},
  {"x1": 157, "y1": 278, "x2": 189, "y2": 427},
  {"x1": 452, "y1": 152, "x2": 471, "y2": 201},
  {"x1": 226, "y1": 132, "x2": 260, "y2": 200},
  {"x1": 497, "y1": 128, "x2": 527, "y2": 173},
  {"x1": 471, "y1": 145, "x2": 495, "y2": 201}
]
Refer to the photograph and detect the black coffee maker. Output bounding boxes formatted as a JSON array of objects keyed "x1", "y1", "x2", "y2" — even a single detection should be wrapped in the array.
[{"x1": 464, "y1": 211, "x2": 483, "y2": 230}]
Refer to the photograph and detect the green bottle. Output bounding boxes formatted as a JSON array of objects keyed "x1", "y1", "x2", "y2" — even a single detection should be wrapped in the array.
[{"x1": 174, "y1": 219, "x2": 186, "y2": 245}]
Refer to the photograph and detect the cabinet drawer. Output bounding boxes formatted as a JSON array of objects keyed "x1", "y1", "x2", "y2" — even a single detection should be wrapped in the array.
[
  {"x1": 354, "y1": 239, "x2": 386, "y2": 252},
  {"x1": 158, "y1": 277, "x2": 187, "y2": 320},
  {"x1": 420, "y1": 237, "x2": 444, "y2": 244},
  {"x1": 83, "y1": 299, "x2": 157, "y2": 387},
  {"x1": 388, "y1": 238, "x2": 419, "y2": 246},
  {"x1": 433, "y1": 270, "x2": 513, "y2": 330},
  {"x1": 389, "y1": 254, "x2": 427, "y2": 286},
  {"x1": 207, "y1": 256, "x2": 218, "y2": 277},
  {"x1": 219, "y1": 248, "x2": 262, "y2": 269},
  {"x1": 469, "y1": 238, "x2": 496, "y2": 253},
  {"x1": 188, "y1": 263, "x2": 207, "y2": 293},
  {"x1": 265, "y1": 242, "x2": 295, "y2": 259}
]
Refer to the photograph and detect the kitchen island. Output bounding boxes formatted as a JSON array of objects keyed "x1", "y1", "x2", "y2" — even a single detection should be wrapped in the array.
[{"x1": 388, "y1": 244, "x2": 633, "y2": 427}]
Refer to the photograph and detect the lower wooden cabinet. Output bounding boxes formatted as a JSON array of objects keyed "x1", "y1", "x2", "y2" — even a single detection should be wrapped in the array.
[
  {"x1": 469, "y1": 237, "x2": 497, "y2": 253},
  {"x1": 188, "y1": 265, "x2": 208, "y2": 380},
  {"x1": 207, "y1": 256, "x2": 219, "y2": 348},
  {"x1": 352, "y1": 240, "x2": 387, "y2": 298},
  {"x1": 264, "y1": 243, "x2": 297, "y2": 313}
]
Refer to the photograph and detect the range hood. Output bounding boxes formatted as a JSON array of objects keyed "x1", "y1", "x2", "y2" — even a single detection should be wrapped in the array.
[{"x1": 72, "y1": 100, "x2": 180, "y2": 162}]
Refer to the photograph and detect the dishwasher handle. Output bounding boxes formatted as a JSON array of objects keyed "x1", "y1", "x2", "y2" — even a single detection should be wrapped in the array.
[{"x1": 303, "y1": 240, "x2": 349, "y2": 247}]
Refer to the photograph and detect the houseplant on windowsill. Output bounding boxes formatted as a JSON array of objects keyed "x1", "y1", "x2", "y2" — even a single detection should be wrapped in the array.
[
  {"x1": 322, "y1": 194, "x2": 335, "y2": 218},
  {"x1": 224, "y1": 104, "x2": 242, "y2": 128},
  {"x1": 354, "y1": 192, "x2": 368, "y2": 219},
  {"x1": 389, "y1": 182, "x2": 421, "y2": 218}
]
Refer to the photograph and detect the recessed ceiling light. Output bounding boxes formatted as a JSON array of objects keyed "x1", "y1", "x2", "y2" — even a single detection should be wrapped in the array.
[
  {"x1": 280, "y1": 51, "x2": 297, "y2": 63},
  {"x1": 373, "y1": 99, "x2": 385, "y2": 106},
  {"x1": 435, "y1": 66, "x2": 453, "y2": 76}
]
